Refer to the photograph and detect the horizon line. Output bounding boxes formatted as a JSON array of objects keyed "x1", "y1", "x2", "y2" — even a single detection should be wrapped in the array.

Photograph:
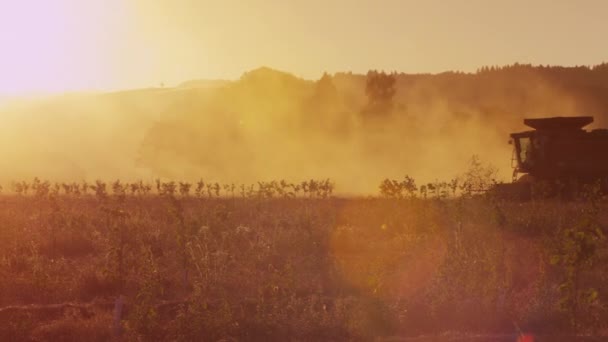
[{"x1": 1, "y1": 61, "x2": 607, "y2": 100}]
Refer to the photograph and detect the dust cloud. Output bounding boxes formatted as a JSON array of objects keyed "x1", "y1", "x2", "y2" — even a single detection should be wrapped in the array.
[{"x1": 0, "y1": 65, "x2": 604, "y2": 194}]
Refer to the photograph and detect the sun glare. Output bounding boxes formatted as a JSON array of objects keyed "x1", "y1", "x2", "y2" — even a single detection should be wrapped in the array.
[{"x1": 0, "y1": 0, "x2": 128, "y2": 96}]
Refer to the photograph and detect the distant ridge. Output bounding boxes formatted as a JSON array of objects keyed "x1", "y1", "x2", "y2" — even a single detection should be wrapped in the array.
[{"x1": 178, "y1": 79, "x2": 230, "y2": 89}]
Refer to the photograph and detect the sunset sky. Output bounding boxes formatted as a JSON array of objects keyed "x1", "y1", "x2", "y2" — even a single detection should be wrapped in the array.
[{"x1": 0, "y1": 0, "x2": 606, "y2": 95}]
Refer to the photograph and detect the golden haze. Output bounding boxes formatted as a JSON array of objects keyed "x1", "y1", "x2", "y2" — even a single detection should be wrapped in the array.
[
  {"x1": 1, "y1": 0, "x2": 607, "y2": 94},
  {"x1": 0, "y1": 1, "x2": 607, "y2": 192}
]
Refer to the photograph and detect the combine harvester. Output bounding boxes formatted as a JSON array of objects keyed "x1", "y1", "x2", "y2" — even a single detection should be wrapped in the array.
[{"x1": 496, "y1": 116, "x2": 608, "y2": 199}]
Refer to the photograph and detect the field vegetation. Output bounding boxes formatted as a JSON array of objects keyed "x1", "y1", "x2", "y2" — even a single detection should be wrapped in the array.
[{"x1": 1, "y1": 159, "x2": 607, "y2": 341}]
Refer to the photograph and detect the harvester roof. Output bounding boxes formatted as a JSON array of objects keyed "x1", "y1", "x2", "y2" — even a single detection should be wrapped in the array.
[{"x1": 523, "y1": 116, "x2": 593, "y2": 130}]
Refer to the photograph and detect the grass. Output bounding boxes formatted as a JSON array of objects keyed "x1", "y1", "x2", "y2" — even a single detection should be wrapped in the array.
[{"x1": 0, "y1": 180, "x2": 607, "y2": 340}]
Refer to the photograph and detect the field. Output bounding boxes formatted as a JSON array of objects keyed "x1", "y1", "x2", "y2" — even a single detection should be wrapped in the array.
[
  {"x1": 0, "y1": 177, "x2": 607, "y2": 341},
  {"x1": 2, "y1": 0, "x2": 607, "y2": 340}
]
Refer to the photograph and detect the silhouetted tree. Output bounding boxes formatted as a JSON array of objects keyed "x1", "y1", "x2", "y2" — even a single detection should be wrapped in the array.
[
  {"x1": 363, "y1": 70, "x2": 396, "y2": 116},
  {"x1": 314, "y1": 72, "x2": 339, "y2": 106},
  {"x1": 300, "y1": 72, "x2": 350, "y2": 134}
]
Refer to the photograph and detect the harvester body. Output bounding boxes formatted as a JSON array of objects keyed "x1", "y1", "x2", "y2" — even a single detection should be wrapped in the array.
[{"x1": 510, "y1": 116, "x2": 608, "y2": 183}]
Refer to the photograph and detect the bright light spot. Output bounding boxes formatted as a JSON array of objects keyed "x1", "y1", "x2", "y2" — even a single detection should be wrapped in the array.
[{"x1": 0, "y1": 0, "x2": 131, "y2": 95}]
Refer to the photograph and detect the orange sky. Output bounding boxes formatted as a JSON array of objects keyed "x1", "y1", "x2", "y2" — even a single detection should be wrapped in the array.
[{"x1": 0, "y1": 0, "x2": 606, "y2": 95}]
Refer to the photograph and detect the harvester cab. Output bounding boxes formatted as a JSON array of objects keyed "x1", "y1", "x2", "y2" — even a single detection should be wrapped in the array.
[{"x1": 509, "y1": 116, "x2": 608, "y2": 185}]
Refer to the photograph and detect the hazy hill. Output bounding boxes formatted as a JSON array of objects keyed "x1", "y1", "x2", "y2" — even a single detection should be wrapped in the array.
[
  {"x1": 177, "y1": 79, "x2": 231, "y2": 89},
  {"x1": 2, "y1": 63, "x2": 608, "y2": 192}
]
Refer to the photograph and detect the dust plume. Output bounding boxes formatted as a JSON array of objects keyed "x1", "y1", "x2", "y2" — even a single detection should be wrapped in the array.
[{"x1": 1, "y1": 64, "x2": 606, "y2": 194}]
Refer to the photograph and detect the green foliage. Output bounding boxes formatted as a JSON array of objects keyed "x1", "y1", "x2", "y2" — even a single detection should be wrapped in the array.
[{"x1": 550, "y1": 184, "x2": 606, "y2": 332}]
